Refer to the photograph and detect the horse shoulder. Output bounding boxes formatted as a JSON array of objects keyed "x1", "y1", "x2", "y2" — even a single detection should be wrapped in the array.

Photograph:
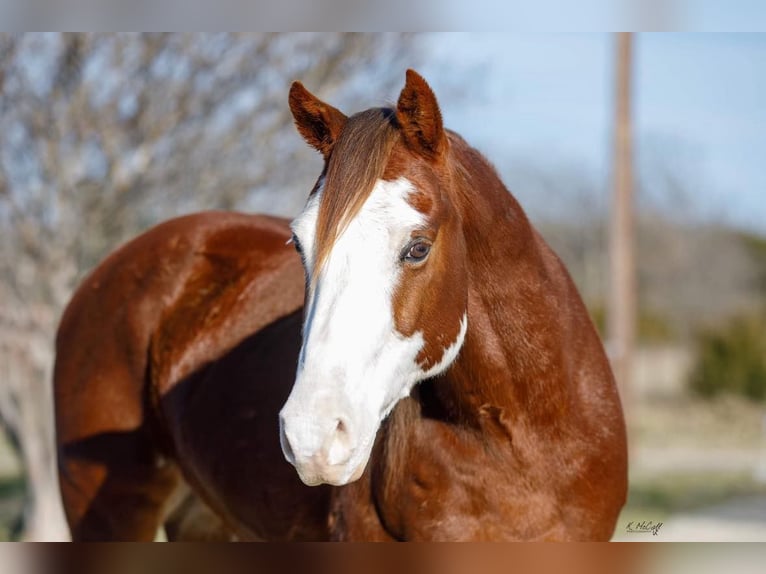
[{"x1": 148, "y1": 213, "x2": 304, "y2": 395}]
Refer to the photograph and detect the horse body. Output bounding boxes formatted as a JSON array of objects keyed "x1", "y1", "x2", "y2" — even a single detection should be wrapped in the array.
[
  {"x1": 55, "y1": 212, "x2": 330, "y2": 540},
  {"x1": 54, "y1": 71, "x2": 627, "y2": 541},
  {"x1": 320, "y1": 131, "x2": 626, "y2": 541}
]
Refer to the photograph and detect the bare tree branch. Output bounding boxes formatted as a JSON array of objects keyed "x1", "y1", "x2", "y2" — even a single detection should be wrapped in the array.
[{"x1": 0, "y1": 32, "x2": 418, "y2": 540}]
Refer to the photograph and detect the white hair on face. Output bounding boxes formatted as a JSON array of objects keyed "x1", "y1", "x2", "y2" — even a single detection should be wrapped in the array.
[{"x1": 283, "y1": 177, "x2": 467, "y2": 484}]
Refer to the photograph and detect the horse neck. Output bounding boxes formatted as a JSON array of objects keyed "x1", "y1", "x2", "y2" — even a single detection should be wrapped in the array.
[{"x1": 431, "y1": 143, "x2": 574, "y2": 428}]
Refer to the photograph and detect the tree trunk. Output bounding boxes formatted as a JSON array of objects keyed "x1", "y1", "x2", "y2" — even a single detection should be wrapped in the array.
[
  {"x1": 1, "y1": 331, "x2": 69, "y2": 541},
  {"x1": 20, "y1": 364, "x2": 70, "y2": 541}
]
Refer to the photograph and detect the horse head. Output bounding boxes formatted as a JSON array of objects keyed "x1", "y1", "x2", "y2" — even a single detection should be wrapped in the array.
[{"x1": 279, "y1": 70, "x2": 469, "y2": 486}]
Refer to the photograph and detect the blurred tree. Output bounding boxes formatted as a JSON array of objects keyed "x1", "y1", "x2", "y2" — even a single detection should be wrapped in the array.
[
  {"x1": 523, "y1": 128, "x2": 764, "y2": 346},
  {"x1": 741, "y1": 232, "x2": 766, "y2": 293},
  {"x1": 0, "y1": 32, "x2": 415, "y2": 540},
  {"x1": 689, "y1": 311, "x2": 766, "y2": 402}
]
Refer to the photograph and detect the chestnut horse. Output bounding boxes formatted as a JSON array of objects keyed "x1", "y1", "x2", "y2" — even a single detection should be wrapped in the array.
[{"x1": 54, "y1": 70, "x2": 627, "y2": 541}]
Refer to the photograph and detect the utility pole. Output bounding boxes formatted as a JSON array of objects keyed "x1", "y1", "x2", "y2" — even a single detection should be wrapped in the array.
[{"x1": 609, "y1": 33, "x2": 636, "y2": 408}]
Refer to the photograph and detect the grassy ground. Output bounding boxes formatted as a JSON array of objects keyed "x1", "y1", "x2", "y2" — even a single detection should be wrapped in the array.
[
  {"x1": 618, "y1": 471, "x2": 766, "y2": 528},
  {"x1": 627, "y1": 394, "x2": 766, "y2": 451},
  {"x1": 614, "y1": 394, "x2": 766, "y2": 539}
]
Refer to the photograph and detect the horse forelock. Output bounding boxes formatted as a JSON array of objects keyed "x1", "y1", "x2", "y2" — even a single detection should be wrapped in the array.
[{"x1": 313, "y1": 107, "x2": 400, "y2": 278}]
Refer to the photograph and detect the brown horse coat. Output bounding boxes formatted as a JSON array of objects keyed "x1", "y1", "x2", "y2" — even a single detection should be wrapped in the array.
[{"x1": 55, "y1": 71, "x2": 627, "y2": 541}]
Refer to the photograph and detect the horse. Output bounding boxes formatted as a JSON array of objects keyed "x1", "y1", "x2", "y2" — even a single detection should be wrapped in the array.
[{"x1": 54, "y1": 69, "x2": 628, "y2": 541}]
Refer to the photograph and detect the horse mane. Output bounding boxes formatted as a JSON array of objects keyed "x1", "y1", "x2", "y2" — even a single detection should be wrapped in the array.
[{"x1": 314, "y1": 107, "x2": 400, "y2": 277}]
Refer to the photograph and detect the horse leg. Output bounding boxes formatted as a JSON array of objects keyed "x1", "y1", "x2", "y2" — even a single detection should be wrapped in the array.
[
  {"x1": 58, "y1": 426, "x2": 182, "y2": 541},
  {"x1": 162, "y1": 487, "x2": 236, "y2": 541}
]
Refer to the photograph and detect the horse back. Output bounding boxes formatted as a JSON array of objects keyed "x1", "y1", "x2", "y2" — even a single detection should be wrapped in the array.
[{"x1": 55, "y1": 211, "x2": 301, "y2": 436}]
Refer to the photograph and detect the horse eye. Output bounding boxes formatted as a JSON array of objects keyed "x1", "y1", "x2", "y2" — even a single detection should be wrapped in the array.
[
  {"x1": 402, "y1": 239, "x2": 431, "y2": 264},
  {"x1": 291, "y1": 235, "x2": 305, "y2": 257}
]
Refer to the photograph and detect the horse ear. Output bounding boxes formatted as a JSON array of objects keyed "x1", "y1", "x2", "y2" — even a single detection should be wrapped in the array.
[
  {"x1": 396, "y1": 69, "x2": 447, "y2": 159},
  {"x1": 289, "y1": 81, "x2": 347, "y2": 158}
]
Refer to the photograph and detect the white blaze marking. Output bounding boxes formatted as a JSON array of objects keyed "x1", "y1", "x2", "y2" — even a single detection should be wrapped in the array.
[{"x1": 283, "y1": 176, "x2": 468, "y2": 484}]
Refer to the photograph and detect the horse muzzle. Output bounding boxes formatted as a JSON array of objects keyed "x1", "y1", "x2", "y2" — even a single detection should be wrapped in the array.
[{"x1": 279, "y1": 406, "x2": 369, "y2": 486}]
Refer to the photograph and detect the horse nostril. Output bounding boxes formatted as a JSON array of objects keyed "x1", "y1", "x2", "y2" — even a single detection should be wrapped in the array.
[
  {"x1": 324, "y1": 416, "x2": 354, "y2": 467},
  {"x1": 279, "y1": 418, "x2": 296, "y2": 464}
]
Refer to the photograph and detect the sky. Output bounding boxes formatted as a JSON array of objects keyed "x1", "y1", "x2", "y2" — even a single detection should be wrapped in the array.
[
  {"x1": 439, "y1": 0, "x2": 766, "y2": 31},
  {"x1": 417, "y1": 33, "x2": 765, "y2": 233}
]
